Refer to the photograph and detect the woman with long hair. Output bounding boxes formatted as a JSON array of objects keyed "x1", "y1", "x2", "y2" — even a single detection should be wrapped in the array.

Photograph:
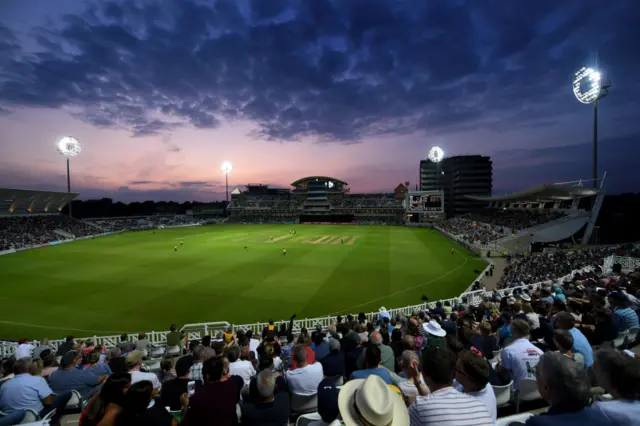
[{"x1": 80, "y1": 372, "x2": 131, "y2": 426}]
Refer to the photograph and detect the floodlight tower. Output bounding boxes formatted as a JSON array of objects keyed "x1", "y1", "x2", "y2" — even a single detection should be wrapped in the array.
[
  {"x1": 221, "y1": 161, "x2": 233, "y2": 203},
  {"x1": 572, "y1": 66, "x2": 611, "y2": 187},
  {"x1": 428, "y1": 146, "x2": 444, "y2": 190},
  {"x1": 57, "y1": 137, "x2": 81, "y2": 217}
]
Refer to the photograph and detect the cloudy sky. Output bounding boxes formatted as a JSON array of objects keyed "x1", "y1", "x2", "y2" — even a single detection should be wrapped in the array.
[{"x1": 1, "y1": 0, "x2": 639, "y2": 202}]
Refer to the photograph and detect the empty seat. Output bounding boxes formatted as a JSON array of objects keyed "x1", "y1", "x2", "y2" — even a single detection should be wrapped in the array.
[
  {"x1": 492, "y1": 380, "x2": 513, "y2": 407},
  {"x1": 290, "y1": 393, "x2": 318, "y2": 414},
  {"x1": 296, "y1": 412, "x2": 322, "y2": 426}
]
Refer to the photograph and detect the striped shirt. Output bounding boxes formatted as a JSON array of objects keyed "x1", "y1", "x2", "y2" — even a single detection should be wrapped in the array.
[
  {"x1": 613, "y1": 307, "x2": 639, "y2": 332},
  {"x1": 409, "y1": 387, "x2": 493, "y2": 426}
]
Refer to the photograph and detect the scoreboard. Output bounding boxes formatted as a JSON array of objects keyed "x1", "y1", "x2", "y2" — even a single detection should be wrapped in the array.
[{"x1": 406, "y1": 191, "x2": 444, "y2": 213}]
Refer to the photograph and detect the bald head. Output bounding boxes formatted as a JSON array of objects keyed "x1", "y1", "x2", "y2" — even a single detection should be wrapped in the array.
[{"x1": 370, "y1": 331, "x2": 382, "y2": 345}]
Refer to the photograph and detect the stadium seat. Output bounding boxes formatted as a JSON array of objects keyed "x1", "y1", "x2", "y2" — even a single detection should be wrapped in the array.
[
  {"x1": 515, "y1": 379, "x2": 541, "y2": 413},
  {"x1": 143, "y1": 360, "x2": 161, "y2": 371},
  {"x1": 290, "y1": 393, "x2": 318, "y2": 414},
  {"x1": 496, "y1": 412, "x2": 533, "y2": 426},
  {"x1": 20, "y1": 409, "x2": 39, "y2": 424},
  {"x1": 149, "y1": 346, "x2": 165, "y2": 358},
  {"x1": 165, "y1": 345, "x2": 181, "y2": 357},
  {"x1": 492, "y1": 380, "x2": 513, "y2": 407},
  {"x1": 323, "y1": 375, "x2": 344, "y2": 386},
  {"x1": 613, "y1": 331, "x2": 628, "y2": 349},
  {"x1": 627, "y1": 327, "x2": 639, "y2": 346},
  {"x1": 64, "y1": 390, "x2": 83, "y2": 411},
  {"x1": 296, "y1": 412, "x2": 322, "y2": 426},
  {"x1": 140, "y1": 348, "x2": 149, "y2": 359}
]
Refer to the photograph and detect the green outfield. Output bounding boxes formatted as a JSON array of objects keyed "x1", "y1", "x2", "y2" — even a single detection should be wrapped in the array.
[{"x1": 0, "y1": 224, "x2": 486, "y2": 340}]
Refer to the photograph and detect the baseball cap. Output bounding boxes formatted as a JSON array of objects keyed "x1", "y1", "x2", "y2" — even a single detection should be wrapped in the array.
[
  {"x1": 317, "y1": 379, "x2": 339, "y2": 422},
  {"x1": 125, "y1": 350, "x2": 143, "y2": 366}
]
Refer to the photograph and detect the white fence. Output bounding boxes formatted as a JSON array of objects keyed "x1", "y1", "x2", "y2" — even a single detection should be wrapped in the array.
[{"x1": 603, "y1": 255, "x2": 640, "y2": 273}]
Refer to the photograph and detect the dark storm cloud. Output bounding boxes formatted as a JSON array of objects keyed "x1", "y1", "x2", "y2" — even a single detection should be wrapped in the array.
[{"x1": 0, "y1": 0, "x2": 639, "y2": 142}]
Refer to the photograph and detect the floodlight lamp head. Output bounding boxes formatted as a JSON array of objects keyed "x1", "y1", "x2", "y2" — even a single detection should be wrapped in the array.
[
  {"x1": 57, "y1": 136, "x2": 81, "y2": 157},
  {"x1": 428, "y1": 146, "x2": 444, "y2": 163},
  {"x1": 221, "y1": 161, "x2": 233, "y2": 174},
  {"x1": 572, "y1": 67, "x2": 602, "y2": 104}
]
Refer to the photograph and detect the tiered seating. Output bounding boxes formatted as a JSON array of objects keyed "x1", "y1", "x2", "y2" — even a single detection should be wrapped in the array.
[
  {"x1": 91, "y1": 215, "x2": 199, "y2": 232},
  {"x1": 0, "y1": 216, "x2": 96, "y2": 251},
  {"x1": 440, "y1": 217, "x2": 505, "y2": 245}
]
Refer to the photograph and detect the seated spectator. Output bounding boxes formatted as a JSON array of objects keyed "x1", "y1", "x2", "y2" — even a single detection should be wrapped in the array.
[
  {"x1": 80, "y1": 350, "x2": 111, "y2": 375},
  {"x1": 313, "y1": 331, "x2": 330, "y2": 361},
  {"x1": 160, "y1": 357, "x2": 177, "y2": 383},
  {"x1": 408, "y1": 347, "x2": 492, "y2": 426},
  {"x1": 49, "y1": 351, "x2": 108, "y2": 400},
  {"x1": 135, "y1": 333, "x2": 150, "y2": 352},
  {"x1": 189, "y1": 345, "x2": 216, "y2": 383},
  {"x1": 589, "y1": 349, "x2": 640, "y2": 424},
  {"x1": 248, "y1": 354, "x2": 287, "y2": 401},
  {"x1": 479, "y1": 321, "x2": 499, "y2": 360},
  {"x1": 320, "y1": 338, "x2": 345, "y2": 379},
  {"x1": 182, "y1": 357, "x2": 241, "y2": 426},
  {"x1": 309, "y1": 379, "x2": 341, "y2": 426},
  {"x1": 609, "y1": 292, "x2": 640, "y2": 332},
  {"x1": 117, "y1": 334, "x2": 135, "y2": 353},
  {"x1": 291, "y1": 334, "x2": 316, "y2": 369},
  {"x1": 33, "y1": 339, "x2": 54, "y2": 360},
  {"x1": 80, "y1": 372, "x2": 131, "y2": 426},
  {"x1": 340, "y1": 375, "x2": 408, "y2": 425},
  {"x1": 357, "y1": 331, "x2": 395, "y2": 371},
  {"x1": 257, "y1": 335, "x2": 282, "y2": 365},
  {"x1": 0, "y1": 357, "x2": 71, "y2": 425},
  {"x1": 391, "y1": 350, "x2": 429, "y2": 406},
  {"x1": 161, "y1": 356, "x2": 193, "y2": 411},
  {"x1": 107, "y1": 347, "x2": 127, "y2": 374},
  {"x1": 343, "y1": 332, "x2": 364, "y2": 378},
  {"x1": 555, "y1": 312, "x2": 594, "y2": 368},
  {"x1": 553, "y1": 330, "x2": 585, "y2": 368},
  {"x1": 454, "y1": 350, "x2": 497, "y2": 424},
  {"x1": 125, "y1": 350, "x2": 161, "y2": 392},
  {"x1": 525, "y1": 352, "x2": 615, "y2": 426},
  {"x1": 499, "y1": 319, "x2": 543, "y2": 390},
  {"x1": 166, "y1": 324, "x2": 184, "y2": 350},
  {"x1": 286, "y1": 344, "x2": 324, "y2": 396},
  {"x1": 41, "y1": 354, "x2": 59, "y2": 379},
  {"x1": 227, "y1": 345, "x2": 256, "y2": 387},
  {"x1": 241, "y1": 370, "x2": 290, "y2": 425},
  {"x1": 109, "y1": 380, "x2": 174, "y2": 426},
  {"x1": 351, "y1": 345, "x2": 393, "y2": 384}
]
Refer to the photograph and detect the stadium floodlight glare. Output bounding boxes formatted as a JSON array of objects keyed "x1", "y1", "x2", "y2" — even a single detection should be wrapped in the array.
[
  {"x1": 572, "y1": 67, "x2": 601, "y2": 104},
  {"x1": 572, "y1": 66, "x2": 611, "y2": 188},
  {"x1": 57, "y1": 136, "x2": 81, "y2": 218},
  {"x1": 221, "y1": 161, "x2": 233, "y2": 204},
  {"x1": 428, "y1": 146, "x2": 444, "y2": 163}
]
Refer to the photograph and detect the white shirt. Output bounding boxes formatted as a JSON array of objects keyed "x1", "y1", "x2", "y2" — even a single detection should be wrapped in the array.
[
  {"x1": 500, "y1": 338, "x2": 543, "y2": 390},
  {"x1": 249, "y1": 339, "x2": 260, "y2": 358},
  {"x1": 286, "y1": 362, "x2": 324, "y2": 396},
  {"x1": 229, "y1": 360, "x2": 256, "y2": 387},
  {"x1": 526, "y1": 313, "x2": 540, "y2": 330},
  {"x1": 409, "y1": 387, "x2": 493, "y2": 426},
  {"x1": 466, "y1": 384, "x2": 497, "y2": 425},
  {"x1": 16, "y1": 343, "x2": 35, "y2": 359},
  {"x1": 130, "y1": 370, "x2": 162, "y2": 390}
]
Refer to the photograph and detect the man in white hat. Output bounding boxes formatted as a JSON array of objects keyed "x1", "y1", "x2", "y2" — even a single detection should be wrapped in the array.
[
  {"x1": 423, "y1": 320, "x2": 446, "y2": 351},
  {"x1": 338, "y1": 375, "x2": 409, "y2": 426}
]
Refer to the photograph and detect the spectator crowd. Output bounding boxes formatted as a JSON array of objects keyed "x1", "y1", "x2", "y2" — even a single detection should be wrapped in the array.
[
  {"x1": 1, "y1": 246, "x2": 639, "y2": 425},
  {"x1": 0, "y1": 216, "x2": 97, "y2": 251}
]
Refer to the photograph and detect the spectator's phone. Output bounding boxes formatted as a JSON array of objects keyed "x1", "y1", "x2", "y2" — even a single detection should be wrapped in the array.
[{"x1": 187, "y1": 380, "x2": 196, "y2": 397}]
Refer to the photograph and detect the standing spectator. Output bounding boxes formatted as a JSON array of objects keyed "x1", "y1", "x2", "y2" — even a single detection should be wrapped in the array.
[
  {"x1": 15, "y1": 339, "x2": 34, "y2": 359},
  {"x1": 182, "y1": 357, "x2": 241, "y2": 426},
  {"x1": 125, "y1": 350, "x2": 161, "y2": 392},
  {"x1": 609, "y1": 293, "x2": 639, "y2": 332},
  {"x1": 553, "y1": 330, "x2": 585, "y2": 368},
  {"x1": 33, "y1": 339, "x2": 54, "y2": 360},
  {"x1": 228, "y1": 345, "x2": 256, "y2": 387},
  {"x1": 343, "y1": 332, "x2": 363, "y2": 379},
  {"x1": 589, "y1": 349, "x2": 640, "y2": 425},
  {"x1": 351, "y1": 345, "x2": 393, "y2": 384},
  {"x1": 555, "y1": 312, "x2": 594, "y2": 368},
  {"x1": 313, "y1": 332, "x2": 330, "y2": 362},
  {"x1": 241, "y1": 370, "x2": 290, "y2": 425},
  {"x1": 189, "y1": 346, "x2": 216, "y2": 383},
  {"x1": 408, "y1": 347, "x2": 492, "y2": 426},
  {"x1": 161, "y1": 356, "x2": 193, "y2": 411},
  {"x1": 56, "y1": 336, "x2": 75, "y2": 356},
  {"x1": 286, "y1": 345, "x2": 324, "y2": 396},
  {"x1": 454, "y1": 350, "x2": 497, "y2": 424},
  {"x1": 525, "y1": 352, "x2": 614, "y2": 426},
  {"x1": 246, "y1": 330, "x2": 261, "y2": 358},
  {"x1": 499, "y1": 319, "x2": 543, "y2": 390},
  {"x1": 49, "y1": 351, "x2": 108, "y2": 400},
  {"x1": 339, "y1": 375, "x2": 409, "y2": 425},
  {"x1": 166, "y1": 324, "x2": 184, "y2": 351},
  {"x1": 357, "y1": 331, "x2": 395, "y2": 371}
]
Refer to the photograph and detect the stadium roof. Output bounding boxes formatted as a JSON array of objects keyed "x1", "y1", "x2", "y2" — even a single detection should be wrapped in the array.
[
  {"x1": 290, "y1": 176, "x2": 348, "y2": 186},
  {"x1": 0, "y1": 188, "x2": 78, "y2": 214},
  {"x1": 466, "y1": 183, "x2": 599, "y2": 202}
]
